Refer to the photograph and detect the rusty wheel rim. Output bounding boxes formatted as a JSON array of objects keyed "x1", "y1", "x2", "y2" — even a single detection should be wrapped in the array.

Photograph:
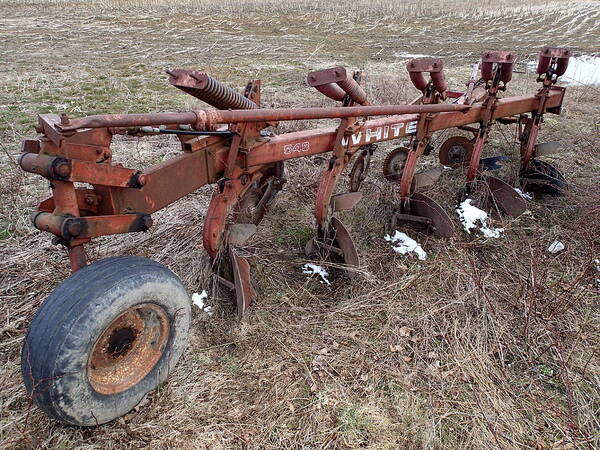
[
  {"x1": 88, "y1": 303, "x2": 170, "y2": 395},
  {"x1": 438, "y1": 136, "x2": 473, "y2": 168},
  {"x1": 382, "y1": 147, "x2": 409, "y2": 181}
]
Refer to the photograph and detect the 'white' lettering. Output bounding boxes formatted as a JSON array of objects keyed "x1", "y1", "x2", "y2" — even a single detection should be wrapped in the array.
[{"x1": 365, "y1": 127, "x2": 382, "y2": 143}]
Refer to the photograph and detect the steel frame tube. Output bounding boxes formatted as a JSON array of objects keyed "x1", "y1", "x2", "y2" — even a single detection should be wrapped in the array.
[{"x1": 58, "y1": 104, "x2": 470, "y2": 131}]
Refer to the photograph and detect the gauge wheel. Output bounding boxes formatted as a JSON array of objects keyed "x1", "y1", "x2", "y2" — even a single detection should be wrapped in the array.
[
  {"x1": 233, "y1": 162, "x2": 284, "y2": 225},
  {"x1": 438, "y1": 135, "x2": 474, "y2": 168},
  {"x1": 349, "y1": 155, "x2": 366, "y2": 192},
  {"x1": 383, "y1": 147, "x2": 410, "y2": 182},
  {"x1": 21, "y1": 256, "x2": 191, "y2": 426}
]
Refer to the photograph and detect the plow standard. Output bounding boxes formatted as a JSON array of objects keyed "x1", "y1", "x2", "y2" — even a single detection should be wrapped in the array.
[{"x1": 19, "y1": 47, "x2": 571, "y2": 425}]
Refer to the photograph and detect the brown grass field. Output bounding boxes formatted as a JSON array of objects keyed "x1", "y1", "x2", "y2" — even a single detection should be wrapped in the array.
[{"x1": 1, "y1": 0, "x2": 599, "y2": 448}]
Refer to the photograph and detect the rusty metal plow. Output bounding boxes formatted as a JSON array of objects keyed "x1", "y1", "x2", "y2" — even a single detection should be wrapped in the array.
[
  {"x1": 17, "y1": 46, "x2": 577, "y2": 427},
  {"x1": 18, "y1": 47, "x2": 573, "y2": 317}
]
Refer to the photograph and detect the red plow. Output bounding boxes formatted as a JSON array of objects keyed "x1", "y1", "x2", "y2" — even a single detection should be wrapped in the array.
[{"x1": 18, "y1": 47, "x2": 571, "y2": 425}]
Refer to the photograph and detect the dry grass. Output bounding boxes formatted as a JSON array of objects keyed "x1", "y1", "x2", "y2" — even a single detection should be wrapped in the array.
[{"x1": 1, "y1": 0, "x2": 599, "y2": 448}]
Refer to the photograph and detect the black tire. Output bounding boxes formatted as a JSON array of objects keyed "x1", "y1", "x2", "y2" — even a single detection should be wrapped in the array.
[{"x1": 21, "y1": 256, "x2": 191, "y2": 426}]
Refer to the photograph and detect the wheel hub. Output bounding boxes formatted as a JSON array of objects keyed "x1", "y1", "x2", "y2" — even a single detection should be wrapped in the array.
[
  {"x1": 382, "y1": 147, "x2": 409, "y2": 181},
  {"x1": 106, "y1": 327, "x2": 136, "y2": 357},
  {"x1": 439, "y1": 136, "x2": 473, "y2": 168},
  {"x1": 88, "y1": 303, "x2": 170, "y2": 395}
]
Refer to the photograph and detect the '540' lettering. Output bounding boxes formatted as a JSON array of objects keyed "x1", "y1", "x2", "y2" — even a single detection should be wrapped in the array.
[{"x1": 283, "y1": 141, "x2": 310, "y2": 155}]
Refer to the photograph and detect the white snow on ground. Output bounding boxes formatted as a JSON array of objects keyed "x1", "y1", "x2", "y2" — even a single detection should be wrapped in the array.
[
  {"x1": 302, "y1": 264, "x2": 331, "y2": 285},
  {"x1": 514, "y1": 187, "x2": 533, "y2": 200},
  {"x1": 595, "y1": 259, "x2": 600, "y2": 290},
  {"x1": 384, "y1": 230, "x2": 427, "y2": 260},
  {"x1": 192, "y1": 290, "x2": 213, "y2": 315},
  {"x1": 548, "y1": 240, "x2": 565, "y2": 254},
  {"x1": 394, "y1": 52, "x2": 431, "y2": 59},
  {"x1": 456, "y1": 199, "x2": 504, "y2": 238}
]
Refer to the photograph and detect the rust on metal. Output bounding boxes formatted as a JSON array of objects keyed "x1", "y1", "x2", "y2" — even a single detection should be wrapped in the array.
[
  {"x1": 409, "y1": 193, "x2": 455, "y2": 238},
  {"x1": 438, "y1": 135, "x2": 473, "y2": 168},
  {"x1": 382, "y1": 147, "x2": 409, "y2": 182},
  {"x1": 88, "y1": 303, "x2": 170, "y2": 395},
  {"x1": 307, "y1": 66, "x2": 369, "y2": 105},
  {"x1": 230, "y1": 249, "x2": 257, "y2": 318},
  {"x1": 482, "y1": 175, "x2": 527, "y2": 217},
  {"x1": 20, "y1": 47, "x2": 572, "y2": 314},
  {"x1": 407, "y1": 58, "x2": 447, "y2": 94},
  {"x1": 168, "y1": 69, "x2": 258, "y2": 110},
  {"x1": 57, "y1": 103, "x2": 469, "y2": 131}
]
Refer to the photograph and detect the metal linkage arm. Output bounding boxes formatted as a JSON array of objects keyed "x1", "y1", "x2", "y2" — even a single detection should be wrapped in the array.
[{"x1": 57, "y1": 103, "x2": 470, "y2": 131}]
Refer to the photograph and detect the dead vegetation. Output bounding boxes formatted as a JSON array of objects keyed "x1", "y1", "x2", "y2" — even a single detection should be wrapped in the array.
[{"x1": 1, "y1": 0, "x2": 599, "y2": 448}]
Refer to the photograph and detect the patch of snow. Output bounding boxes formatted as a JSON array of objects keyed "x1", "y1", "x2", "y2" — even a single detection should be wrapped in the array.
[
  {"x1": 595, "y1": 259, "x2": 600, "y2": 290},
  {"x1": 548, "y1": 240, "x2": 565, "y2": 254},
  {"x1": 528, "y1": 55, "x2": 600, "y2": 86},
  {"x1": 384, "y1": 230, "x2": 427, "y2": 260},
  {"x1": 192, "y1": 290, "x2": 213, "y2": 315},
  {"x1": 394, "y1": 52, "x2": 431, "y2": 59},
  {"x1": 456, "y1": 199, "x2": 504, "y2": 238},
  {"x1": 302, "y1": 263, "x2": 331, "y2": 286},
  {"x1": 514, "y1": 187, "x2": 533, "y2": 200}
]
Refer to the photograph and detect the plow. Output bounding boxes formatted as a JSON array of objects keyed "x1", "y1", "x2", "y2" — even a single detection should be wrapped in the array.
[{"x1": 18, "y1": 47, "x2": 571, "y2": 425}]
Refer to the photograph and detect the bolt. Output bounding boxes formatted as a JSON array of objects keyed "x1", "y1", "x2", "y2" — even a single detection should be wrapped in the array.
[
  {"x1": 96, "y1": 148, "x2": 103, "y2": 155},
  {"x1": 433, "y1": 62, "x2": 438, "y2": 68},
  {"x1": 84, "y1": 195, "x2": 95, "y2": 205},
  {"x1": 309, "y1": 75, "x2": 316, "y2": 81},
  {"x1": 143, "y1": 216, "x2": 153, "y2": 229},
  {"x1": 137, "y1": 174, "x2": 147, "y2": 186},
  {"x1": 55, "y1": 162, "x2": 71, "y2": 178},
  {"x1": 102, "y1": 150, "x2": 111, "y2": 160},
  {"x1": 66, "y1": 219, "x2": 82, "y2": 237},
  {"x1": 60, "y1": 113, "x2": 70, "y2": 125},
  {"x1": 35, "y1": 124, "x2": 43, "y2": 133}
]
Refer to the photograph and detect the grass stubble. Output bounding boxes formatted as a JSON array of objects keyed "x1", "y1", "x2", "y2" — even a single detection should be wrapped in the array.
[{"x1": 0, "y1": 0, "x2": 599, "y2": 448}]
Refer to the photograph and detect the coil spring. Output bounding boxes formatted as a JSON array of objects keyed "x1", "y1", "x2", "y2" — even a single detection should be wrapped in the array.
[
  {"x1": 191, "y1": 73, "x2": 257, "y2": 110},
  {"x1": 337, "y1": 77, "x2": 368, "y2": 105}
]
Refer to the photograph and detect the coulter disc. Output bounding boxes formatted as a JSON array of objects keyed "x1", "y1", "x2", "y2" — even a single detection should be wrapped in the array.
[
  {"x1": 438, "y1": 135, "x2": 473, "y2": 168},
  {"x1": 383, "y1": 147, "x2": 410, "y2": 182}
]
